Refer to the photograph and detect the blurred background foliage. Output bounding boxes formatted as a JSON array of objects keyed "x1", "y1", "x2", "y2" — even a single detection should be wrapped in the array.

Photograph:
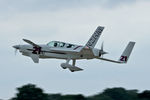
[{"x1": 9, "y1": 84, "x2": 150, "y2": 100}]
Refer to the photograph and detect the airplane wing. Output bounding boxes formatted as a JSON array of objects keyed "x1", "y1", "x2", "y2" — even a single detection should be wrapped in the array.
[
  {"x1": 85, "y1": 26, "x2": 104, "y2": 49},
  {"x1": 23, "y1": 39, "x2": 40, "y2": 47}
]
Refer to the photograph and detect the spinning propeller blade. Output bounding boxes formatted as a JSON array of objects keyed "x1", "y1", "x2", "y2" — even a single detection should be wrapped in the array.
[
  {"x1": 15, "y1": 49, "x2": 17, "y2": 55},
  {"x1": 100, "y1": 42, "x2": 108, "y2": 58},
  {"x1": 101, "y1": 41, "x2": 104, "y2": 51},
  {"x1": 13, "y1": 45, "x2": 20, "y2": 55}
]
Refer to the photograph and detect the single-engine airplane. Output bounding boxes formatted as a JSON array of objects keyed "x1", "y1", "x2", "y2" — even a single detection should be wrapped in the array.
[{"x1": 13, "y1": 26, "x2": 135, "y2": 72}]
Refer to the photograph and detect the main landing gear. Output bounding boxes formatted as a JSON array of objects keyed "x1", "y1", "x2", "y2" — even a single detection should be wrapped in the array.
[{"x1": 60, "y1": 59, "x2": 83, "y2": 72}]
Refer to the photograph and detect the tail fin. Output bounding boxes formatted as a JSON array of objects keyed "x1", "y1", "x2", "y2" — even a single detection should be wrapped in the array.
[
  {"x1": 119, "y1": 41, "x2": 136, "y2": 63},
  {"x1": 85, "y1": 26, "x2": 104, "y2": 49}
]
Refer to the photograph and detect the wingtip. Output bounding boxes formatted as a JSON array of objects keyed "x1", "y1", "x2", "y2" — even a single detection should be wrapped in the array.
[
  {"x1": 98, "y1": 26, "x2": 105, "y2": 29},
  {"x1": 130, "y1": 41, "x2": 136, "y2": 44},
  {"x1": 22, "y1": 39, "x2": 26, "y2": 42}
]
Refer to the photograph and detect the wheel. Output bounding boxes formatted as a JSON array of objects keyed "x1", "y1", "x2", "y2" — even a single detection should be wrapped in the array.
[
  {"x1": 62, "y1": 67, "x2": 67, "y2": 69},
  {"x1": 71, "y1": 70, "x2": 75, "y2": 72}
]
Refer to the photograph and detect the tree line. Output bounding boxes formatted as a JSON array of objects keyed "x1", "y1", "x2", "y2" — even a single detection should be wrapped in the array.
[{"x1": 9, "y1": 84, "x2": 150, "y2": 100}]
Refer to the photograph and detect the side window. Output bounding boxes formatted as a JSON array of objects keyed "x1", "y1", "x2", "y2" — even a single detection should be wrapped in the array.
[
  {"x1": 47, "y1": 41, "x2": 55, "y2": 47},
  {"x1": 54, "y1": 42, "x2": 58, "y2": 47},
  {"x1": 59, "y1": 42, "x2": 65, "y2": 47},
  {"x1": 66, "y1": 44, "x2": 75, "y2": 48},
  {"x1": 54, "y1": 42, "x2": 60, "y2": 47}
]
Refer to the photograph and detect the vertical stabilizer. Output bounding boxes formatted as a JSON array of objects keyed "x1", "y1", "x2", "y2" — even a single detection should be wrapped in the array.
[
  {"x1": 86, "y1": 26, "x2": 104, "y2": 49},
  {"x1": 119, "y1": 41, "x2": 136, "y2": 63}
]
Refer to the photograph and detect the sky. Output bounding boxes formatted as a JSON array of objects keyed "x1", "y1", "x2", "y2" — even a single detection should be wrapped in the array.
[{"x1": 0, "y1": 0, "x2": 150, "y2": 99}]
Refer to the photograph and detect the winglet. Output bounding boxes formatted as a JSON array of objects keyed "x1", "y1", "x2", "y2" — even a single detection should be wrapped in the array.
[
  {"x1": 85, "y1": 26, "x2": 104, "y2": 49},
  {"x1": 119, "y1": 41, "x2": 136, "y2": 63}
]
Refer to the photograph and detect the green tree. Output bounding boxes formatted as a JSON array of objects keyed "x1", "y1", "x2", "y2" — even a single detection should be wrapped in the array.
[
  {"x1": 126, "y1": 90, "x2": 139, "y2": 100},
  {"x1": 138, "y1": 90, "x2": 150, "y2": 100},
  {"x1": 88, "y1": 87, "x2": 139, "y2": 100},
  {"x1": 10, "y1": 84, "x2": 48, "y2": 100},
  {"x1": 62, "y1": 94, "x2": 86, "y2": 100},
  {"x1": 102, "y1": 87, "x2": 139, "y2": 100},
  {"x1": 48, "y1": 94, "x2": 62, "y2": 100},
  {"x1": 88, "y1": 94, "x2": 113, "y2": 100}
]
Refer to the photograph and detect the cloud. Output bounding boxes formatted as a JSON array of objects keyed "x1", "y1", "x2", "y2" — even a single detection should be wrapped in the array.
[
  {"x1": 1, "y1": 0, "x2": 150, "y2": 46},
  {"x1": 0, "y1": 0, "x2": 143, "y2": 14}
]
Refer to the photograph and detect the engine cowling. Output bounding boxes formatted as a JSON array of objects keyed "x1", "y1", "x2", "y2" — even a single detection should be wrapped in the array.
[
  {"x1": 92, "y1": 49, "x2": 107, "y2": 57},
  {"x1": 92, "y1": 49, "x2": 101, "y2": 57}
]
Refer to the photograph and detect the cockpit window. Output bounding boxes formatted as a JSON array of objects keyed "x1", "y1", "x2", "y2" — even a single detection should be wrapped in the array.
[
  {"x1": 59, "y1": 42, "x2": 65, "y2": 47},
  {"x1": 54, "y1": 42, "x2": 58, "y2": 47},
  {"x1": 66, "y1": 44, "x2": 75, "y2": 48},
  {"x1": 47, "y1": 41, "x2": 74, "y2": 48},
  {"x1": 47, "y1": 41, "x2": 55, "y2": 47},
  {"x1": 47, "y1": 41, "x2": 65, "y2": 48}
]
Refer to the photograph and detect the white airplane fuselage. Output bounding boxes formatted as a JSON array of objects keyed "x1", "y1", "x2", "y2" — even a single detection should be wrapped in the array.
[{"x1": 19, "y1": 44, "x2": 96, "y2": 60}]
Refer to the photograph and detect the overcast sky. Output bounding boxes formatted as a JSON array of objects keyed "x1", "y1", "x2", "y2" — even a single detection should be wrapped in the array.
[{"x1": 0, "y1": 0, "x2": 150, "y2": 99}]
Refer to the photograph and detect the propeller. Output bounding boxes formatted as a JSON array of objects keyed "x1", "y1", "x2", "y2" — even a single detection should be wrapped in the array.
[
  {"x1": 15, "y1": 49, "x2": 18, "y2": 55},
  {"x1": 99, "y1": 42, "x2": 108, "y2": 58},
  {"x1": 101, "y1": 41, "x2": 104, "y2": 52}
]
